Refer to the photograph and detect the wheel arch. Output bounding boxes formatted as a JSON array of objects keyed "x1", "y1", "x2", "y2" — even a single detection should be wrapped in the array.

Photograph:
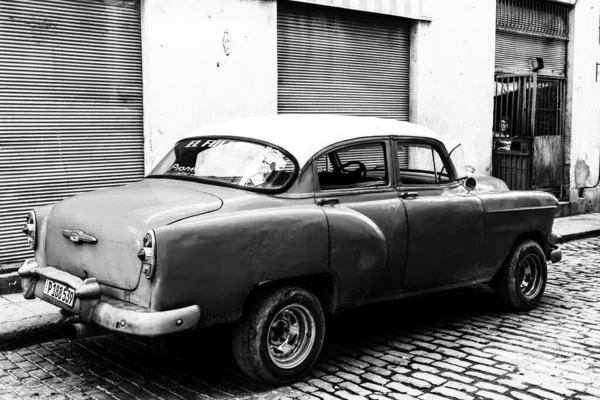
[
  {"x1": 513, "y1": 231, "x2": 545, "y2": 250},
  {"x1": 243, "y1": 272, "x2": 339, "y2": 316},
  {"x1": 492, "y1": 231, "x2": 546, "y2": 284},
  {"x1": 491, "y1": 235, "x2": 548, "y2": 310},
  {"x1": 512, "y1": 231, "x2": 554, "y2": 261}
]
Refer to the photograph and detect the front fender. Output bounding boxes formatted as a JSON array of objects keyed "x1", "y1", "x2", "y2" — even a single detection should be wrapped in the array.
[
  {"x1": 477, "y1": 191, "x2": 558, "y2": 279},
  {"x1": 322, "y1": 207, "x2": 387, "y2": 308}
]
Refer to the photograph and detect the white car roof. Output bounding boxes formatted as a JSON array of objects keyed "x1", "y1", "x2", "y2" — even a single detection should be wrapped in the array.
[{"x1": 185, "y1": 114, "x2": 442, "y2": 167}]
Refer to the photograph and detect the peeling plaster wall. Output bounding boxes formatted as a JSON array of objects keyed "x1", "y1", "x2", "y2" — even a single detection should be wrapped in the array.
[
  {"x1": 141, "y1": 0, "x2": 277, "y2": 173},
  {"x1": 568, "y1": 0, "x2": 600, "y2": 213},
  {"x1": 410, "y1": 0, "x2": 496, "y2": 176}
]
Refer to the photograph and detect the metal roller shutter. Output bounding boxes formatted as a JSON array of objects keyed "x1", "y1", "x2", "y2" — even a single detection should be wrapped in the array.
[
  {"x1": 495, "y1": 30, "x2": 567, "y2": 74},
  {"x1": 0, "y1": 0, "x2": 143, "y2": 263},
  {"x1": 277, "y1": 1, "x2": 411, "y2": 121},
  {"x1": 495, "y1": 0, "x2": 569, "y2": 76}
]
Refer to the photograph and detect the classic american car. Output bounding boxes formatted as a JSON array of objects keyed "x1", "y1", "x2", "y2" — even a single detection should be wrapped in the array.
[{"x1": 19, "y1": 114, "x2": 562, "y2": 384}]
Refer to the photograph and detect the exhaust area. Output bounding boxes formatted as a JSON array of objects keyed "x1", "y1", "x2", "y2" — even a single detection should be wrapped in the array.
[{"x1": 69, "y1": 323, "x2": 106, "y2": 340}]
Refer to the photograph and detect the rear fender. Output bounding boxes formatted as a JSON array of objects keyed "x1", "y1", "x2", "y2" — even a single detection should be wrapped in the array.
[{"x1": 151, "y1": 206, "x2": 329, "y2": 325}]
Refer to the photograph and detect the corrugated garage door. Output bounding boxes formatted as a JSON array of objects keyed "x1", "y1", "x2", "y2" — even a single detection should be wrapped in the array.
[
  {"x1": 277, "y1": 1, "x2": 410, "y2": 121},
  {"x1": 495, "y1": 0, "x2": 569, "y2": 77},
  {"x1": 0, "y1": 0, "x2": 144, "y2": 263},
  {"x1": 495, "y1": 30, "x2": 567, "y2": 74}
]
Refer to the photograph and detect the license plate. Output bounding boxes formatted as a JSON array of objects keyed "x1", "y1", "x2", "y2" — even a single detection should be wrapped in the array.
[{"x1": 42, "y1": 279, "x2": 75, "y2": 307}]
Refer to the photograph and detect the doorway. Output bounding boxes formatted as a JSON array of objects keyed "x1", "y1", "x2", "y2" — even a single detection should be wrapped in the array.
[{"x1": 492, "y1": 74, "x2": 565, "y2": 197}]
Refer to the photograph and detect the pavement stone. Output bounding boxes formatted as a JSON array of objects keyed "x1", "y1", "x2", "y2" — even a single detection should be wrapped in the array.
[{"x1": 0, "y1": 237, "x2": 599, "y2": 398}]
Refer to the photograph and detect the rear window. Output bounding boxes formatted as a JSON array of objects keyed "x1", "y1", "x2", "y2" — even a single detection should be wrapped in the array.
[{"x1": 149, "y1": 138, "x2": 296, "y2": 191}]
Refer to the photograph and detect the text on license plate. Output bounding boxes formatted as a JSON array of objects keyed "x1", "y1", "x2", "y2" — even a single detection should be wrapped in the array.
[{"x1": 43, "y1": 279, "x2": 75, "y2": 307}]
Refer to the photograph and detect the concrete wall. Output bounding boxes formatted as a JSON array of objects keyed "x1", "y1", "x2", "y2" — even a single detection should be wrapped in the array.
[
  {"x1": 140, "y1": 0, "x2": 600, "y2": 216},
  {"x1": 568, "y1": 0, "x2": 600, "y2": 213},
  {"x1": 141, "y1": 0, "x2": 278, "y2": 172},
  {"x1": 410, "y1": 0, "x2": 496, "y2": 176}
]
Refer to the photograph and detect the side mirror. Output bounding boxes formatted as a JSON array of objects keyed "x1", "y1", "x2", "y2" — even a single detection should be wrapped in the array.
[{"x1": 465, "y1": 177, "x2": 477, "y2": 192}]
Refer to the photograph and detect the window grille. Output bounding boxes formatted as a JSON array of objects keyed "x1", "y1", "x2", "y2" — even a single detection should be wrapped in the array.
[
  {"x1": 535, "y1": 78, "x2": 566, "y2": 136},
  {"x1": 493, "y1": 75, "x2": 534, "y2": 137},
  {"x1": 497, "y1": 0, "x2": 570, "y2": 39},
  {"x1": 493, "y1": 75, "x2": 565, "y2": 137}
]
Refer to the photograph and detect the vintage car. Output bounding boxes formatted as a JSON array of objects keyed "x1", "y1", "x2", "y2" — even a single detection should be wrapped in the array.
[{"x1": 19, "y1": 114, "x2": 562, "y2": 385}]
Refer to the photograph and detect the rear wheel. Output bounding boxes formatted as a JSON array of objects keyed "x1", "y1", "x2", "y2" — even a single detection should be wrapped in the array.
[
  {"x1": 232, "y1": 286, "x2": 325, "y2": 385},
  {"x1": 493, "y1": 239, "x2": 547, "y2": 310}
]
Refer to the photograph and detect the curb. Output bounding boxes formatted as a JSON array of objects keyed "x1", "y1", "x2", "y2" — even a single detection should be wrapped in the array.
[
  {"x1": 560, "y1": 229, "x2": 600, "y2": 243},
  {"x1": 0, "y1": 271, "x2": 22, "y2": 295},
  {"x1": 0, "y1": 312, "x2": 74, "y2": 351}
]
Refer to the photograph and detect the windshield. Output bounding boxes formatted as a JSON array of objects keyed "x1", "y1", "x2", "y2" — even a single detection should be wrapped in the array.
[
  {"x1": 149, "y1": 138, "x2": 297, "y2": 191},
  {"x1": 447, "y1": 144, "x2": 468, "y2": 181}
]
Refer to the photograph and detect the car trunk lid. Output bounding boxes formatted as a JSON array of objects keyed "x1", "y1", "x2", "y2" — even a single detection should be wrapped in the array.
[{"x1": 44, "y1": 179, "x2": 222, "y2": 290}]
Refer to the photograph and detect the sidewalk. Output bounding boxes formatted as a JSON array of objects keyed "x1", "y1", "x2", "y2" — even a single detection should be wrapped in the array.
[
  {"x1": 0, "y1": 293, "x2": 72, "y2": 350},
  {"x1": 551, "y1": 212, "x2": 600, "y2": 241},
  {"x1": 1, "y1": 212, "x2": 599, "y2": 351}
]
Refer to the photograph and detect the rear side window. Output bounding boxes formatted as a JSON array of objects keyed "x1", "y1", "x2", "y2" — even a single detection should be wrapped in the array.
[{"x1": 316, "y1": 142, "x2": 388, "y2": 190}]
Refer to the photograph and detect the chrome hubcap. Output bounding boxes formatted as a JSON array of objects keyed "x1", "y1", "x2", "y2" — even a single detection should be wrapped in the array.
[
  {"x1": 267, "y1": 305, "x2": 316, "y2": 369},
  {"x1": 518, "y1": 253, "x2": 543, "y2": 299}
]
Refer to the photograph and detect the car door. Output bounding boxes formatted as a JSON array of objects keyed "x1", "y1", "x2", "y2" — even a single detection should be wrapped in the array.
[
  {"x1": 314, "y1": 139, "x2": 408, "y2": 307},
  {"x1": 396, "y1": 139, "x2": 484, "y2": 290}
]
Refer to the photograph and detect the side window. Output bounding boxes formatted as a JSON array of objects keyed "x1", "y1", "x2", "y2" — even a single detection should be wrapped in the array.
[
  {"x1": 317, "y1": 142, "x2": 388, "y2": 190},
  {"x1": 397, "y1": 142, "x2": 452, "y2": 185}
]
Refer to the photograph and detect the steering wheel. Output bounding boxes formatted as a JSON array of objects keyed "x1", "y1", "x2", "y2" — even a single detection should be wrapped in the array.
[{"x1": 340, "y1": 161, "x2": 367, "y2": 178}]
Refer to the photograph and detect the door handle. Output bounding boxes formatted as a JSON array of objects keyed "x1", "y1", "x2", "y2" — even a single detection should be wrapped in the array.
[
  {"x1": 316, "y1": 198, "x2": 339, "y2": 206},
  {"x1": 400, "y1": 191, "x2": 419, "y2": 199}
]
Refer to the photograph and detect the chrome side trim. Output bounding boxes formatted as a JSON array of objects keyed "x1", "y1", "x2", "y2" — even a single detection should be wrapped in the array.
[{"x1": 486, "y1": 205, "x2": 558, "y2": 213}]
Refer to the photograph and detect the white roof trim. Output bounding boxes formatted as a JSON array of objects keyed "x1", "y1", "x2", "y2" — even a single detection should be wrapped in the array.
[{"x1": 185, "y1": 114, "x2": 442, "y2": 167}]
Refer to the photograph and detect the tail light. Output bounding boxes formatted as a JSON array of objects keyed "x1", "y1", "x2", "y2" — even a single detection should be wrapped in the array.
[
  {"x1": 137, "y1": 230, "x2": 156, "y2": 279},
  {"x1": 21, "y1": 210, "x2": 37, "y2": 249}
]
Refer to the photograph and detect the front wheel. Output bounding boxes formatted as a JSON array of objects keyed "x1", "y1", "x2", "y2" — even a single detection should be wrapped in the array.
[
  {"x1": 493, "y1": 239, "x2": 547, "y2": 310},
  {"x1": 232, "y1": 286, "x2": 325, "y2": 385}
]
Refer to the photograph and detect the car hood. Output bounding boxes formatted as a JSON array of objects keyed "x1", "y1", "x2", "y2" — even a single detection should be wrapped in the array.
[
  {"x1": 471, "y1": 174, "x2": 510, "y2": 192},
  {"x1": 43, "y1": 179, "x2": 223, "y2": 290}
]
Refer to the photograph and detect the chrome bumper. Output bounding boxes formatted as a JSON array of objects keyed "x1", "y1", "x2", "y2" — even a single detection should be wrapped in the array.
[
  {"x1": 18, "y1": 259, "x2": 201, "y2": 336},
  {"x1": 550, "y1": 248, "x2": 562, "y2": 263},
  {"x1": 547, "y1": 232, "x2": 563, "y2": 263}
]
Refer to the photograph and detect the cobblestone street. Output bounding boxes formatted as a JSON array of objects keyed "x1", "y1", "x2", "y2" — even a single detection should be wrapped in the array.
[{"x1": 1, "y1": 237, "x2": 599, "y2": 400}]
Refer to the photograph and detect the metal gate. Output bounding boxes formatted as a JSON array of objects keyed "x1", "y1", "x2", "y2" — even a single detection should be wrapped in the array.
[
  {"x1": 493, "y1": 74, "x2": 534, "y2": 190},
  {"x1": 0, "y1": 0, "x2": 144, "y2": 263},
  {"x1": 277, "y1": 1, "x2": 411, "y2": 121},
  {"x1": 493, "y1": 0, "x2": 570, "y2": 195},
  {"x1": 492, "y1": 74, "x2": 566, "y2": 191}
]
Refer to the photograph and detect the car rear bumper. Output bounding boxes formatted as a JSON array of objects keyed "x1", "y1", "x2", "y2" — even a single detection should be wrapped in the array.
[{"x1": 18, "y1": 258, "x2": 201, "y2": 336}]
